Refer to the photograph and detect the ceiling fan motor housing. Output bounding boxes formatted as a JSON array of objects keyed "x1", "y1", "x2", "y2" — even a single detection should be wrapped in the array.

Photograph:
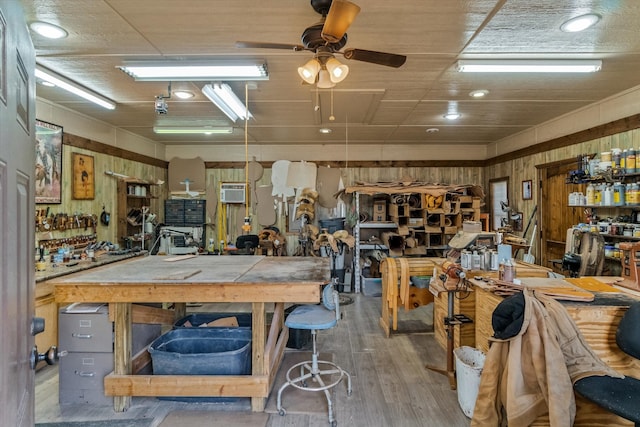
[
  {"x1": 311, "y1": 0, "x2": 334, "y2": 15},
  {"x1": 301, "y1": 22, "x2": 347, "y2": 50}
]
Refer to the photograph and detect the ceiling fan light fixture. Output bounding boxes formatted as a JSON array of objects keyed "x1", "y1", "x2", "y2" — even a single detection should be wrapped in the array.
[
  {"x1": 457, "y1": 59, "x2": 602, "y2": 73},
  {"x1": 298, "y1": 58, "x2": 321, "y2": 84},
  {"x1": 321, "y1": 0, "x2": 361, "y2": 43},
  {"x1": 325, "y1": 57, "x2": 349, "y2": 83},
  {"x1": 317, "y1": 69, "x2": 336, "y2": 89},
  {"x1": 202, "y1": 83, "x2": 252, "y2": 122}
]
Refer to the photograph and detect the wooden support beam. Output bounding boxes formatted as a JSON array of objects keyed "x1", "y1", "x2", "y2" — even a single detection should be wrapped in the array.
[{"x1": 104, "y1": 374, "x2": 268, "y2": 397}]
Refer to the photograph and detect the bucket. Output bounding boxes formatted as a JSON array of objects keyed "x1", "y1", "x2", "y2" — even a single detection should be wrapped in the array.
[
  {"x1": 318, "y1": 217, "x2": 346, "y2": 234},
  {"x1": 454, "y1": 346, "x2": 486, "y2": 418}
]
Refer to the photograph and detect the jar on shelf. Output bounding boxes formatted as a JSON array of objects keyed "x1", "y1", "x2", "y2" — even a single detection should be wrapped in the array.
[
  {"x1": 586, "y1": 183, "x2": 596, "y2": 205},
  {"x1": 613, "y1": 182, "x2": 626, "y2": 206}
]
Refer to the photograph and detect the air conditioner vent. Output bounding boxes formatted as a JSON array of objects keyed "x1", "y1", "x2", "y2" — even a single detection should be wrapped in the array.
[{"x1": 220, "y1": 183, "x2": 246, "y2": 204}]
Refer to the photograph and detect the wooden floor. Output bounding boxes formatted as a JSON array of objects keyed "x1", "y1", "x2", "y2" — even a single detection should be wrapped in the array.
[{"x1": 36, "y1": 294, "x2": 471, "y2": 426}]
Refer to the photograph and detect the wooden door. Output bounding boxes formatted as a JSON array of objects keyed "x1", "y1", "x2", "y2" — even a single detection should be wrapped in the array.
[
  {"x1": 0, "y1": 2, "x2": 36, "y2": 426},
  {"x1": 537, "y1": 159, "x2": 584, "y2": 272}
]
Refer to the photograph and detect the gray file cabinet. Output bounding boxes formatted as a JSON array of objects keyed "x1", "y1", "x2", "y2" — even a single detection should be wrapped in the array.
[{"x1": 58, "y1": 305, "x2": 161, "y2": 405}]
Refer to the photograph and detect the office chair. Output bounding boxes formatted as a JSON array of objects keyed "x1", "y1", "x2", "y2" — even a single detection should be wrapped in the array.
[
  {"x1": 573, "y1": 301, "x2": 640, "y2": 426},
  {"x1": 276, "y1": 279, "x2": 352, "y2": 426}
]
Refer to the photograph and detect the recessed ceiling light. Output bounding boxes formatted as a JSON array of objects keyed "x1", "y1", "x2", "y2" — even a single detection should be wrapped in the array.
[
  {"x1": 319, "y1": 128, "x2": 332, "y2": 134},
  {"x1": 443, "y1": 113, "x2": 460, "y2": 120},
  {"x1": 469, "y1": 89, "x2": 489, "y2": 98},
  {"x1": 39, "y1": 80, "x2": 56, "y2": 87},
  {"x1": 560, "y1": 13, "x2": 601, "y2": 32},
  {"x1": 29, "y1": 21, "x2": 68, "y2": 39},
  {"x1": 426, "y1": 128, "x2": 439, "y2": 133},
  {"x1": 174, "y1": 91, "x2": 194, "y2": 99}
]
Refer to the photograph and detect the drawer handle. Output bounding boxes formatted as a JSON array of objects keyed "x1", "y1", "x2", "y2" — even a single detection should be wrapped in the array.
[
  {"x1": 75, "y1": 371, "x2": 95, "y2": 377},
  {"x1": 71, "y1": 333, "x2": 92, "y2": 339}
]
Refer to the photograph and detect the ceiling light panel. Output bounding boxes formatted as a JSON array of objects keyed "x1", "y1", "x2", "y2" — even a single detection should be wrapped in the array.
[
  {"x1": 457, "y1": 59, "x2": 602, "y2": 73},
  {"x1": 118, "y1": 60, "x2": 269, "y2": 81},
  {"x1": 201, "y1": 83, "x2": 251, "y2": 122},
  {"x1": 153, "y1": 126, "x2": 233, "y2": 134},
  {"x1": 35, "y1": 65, "x2": 116, "y2": 110}
]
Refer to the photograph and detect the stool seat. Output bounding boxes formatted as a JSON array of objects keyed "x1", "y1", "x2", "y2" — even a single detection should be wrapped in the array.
[{"x1": 285, "y1": 305, "x2": 337, "y2": 330}]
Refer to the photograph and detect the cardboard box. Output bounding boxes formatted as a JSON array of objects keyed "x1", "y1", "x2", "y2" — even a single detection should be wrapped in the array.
[
  {"x1": 389, "y1": 203, "x2": 409, "y2": 217},
  {"x1": 463, "y1": 221, "x2": 482, "y2": 233},
  {"x1": 372, "y1": 200, "x2": 387, "y2": 222}
]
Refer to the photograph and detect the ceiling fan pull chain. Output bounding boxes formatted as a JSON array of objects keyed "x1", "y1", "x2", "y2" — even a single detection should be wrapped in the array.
[{"x1": 330, "y1": 88, "x2": 335, "y2": 121}]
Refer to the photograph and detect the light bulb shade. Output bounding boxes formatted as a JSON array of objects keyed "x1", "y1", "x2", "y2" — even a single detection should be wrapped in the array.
[
  {"x1": 297, "y1": 58, "x2": 321, "y2": 84},
  {"x1": 322, "y1": 0, "x2": 361, "y2": 43},
  {"x1": 317, "y1": 69, "x2": 336, "y2": 89},
  {"x1": 201, "y1": 83, "x2": 251, "y2": 122},
  {"x1": 325, "y1": 57, "x2": 349, "y2": 83}
]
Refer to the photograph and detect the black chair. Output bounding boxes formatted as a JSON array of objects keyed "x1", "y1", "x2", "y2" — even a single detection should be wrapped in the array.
[{"x1": 574, "y1": 301, "x2": 640, "y2": 426}]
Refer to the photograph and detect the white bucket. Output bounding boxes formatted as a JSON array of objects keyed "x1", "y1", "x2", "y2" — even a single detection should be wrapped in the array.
[{"x1": 454, "y1": 346, "x2": 486, "y2": 418}]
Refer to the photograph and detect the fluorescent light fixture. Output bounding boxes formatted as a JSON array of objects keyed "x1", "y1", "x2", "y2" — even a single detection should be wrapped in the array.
[
  {"x1": 29, "y1": 21, "x2": 68, "y2": 39},
  {"x1": 201, "y1": 83, "x2": 251, "y2": 122},
  {"x1": 561, "y1": 14, "x2": 601, "y2": 32},
  {"x1": 153, "y1": 126, "x2": 233, "y2": 134},
  {"x1": 118, "y1": 60, "x2": 268, "y2": 81},
  {"x1": 457, "y1": 59, "x2": 602, "y2": 73},
  {"x1": 35, "y1": 64, "x2": 116, "y2": 110}
]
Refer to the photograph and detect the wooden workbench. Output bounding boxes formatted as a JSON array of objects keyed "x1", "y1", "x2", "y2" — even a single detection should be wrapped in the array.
[
  {"x1": 468, "y1": 276, "x2": 640, "y2": 426},
  {"x1": 51, "y1": 255, "x2": 329, "y2": 412}
]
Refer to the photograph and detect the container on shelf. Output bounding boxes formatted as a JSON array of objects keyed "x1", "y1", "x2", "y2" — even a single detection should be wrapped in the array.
[
  {"x1": 613, "y1": 182, "x2": 626, "y2": 206},
  {"x1": 627, "y1": 148, "x2": 636, "y2": 173}
]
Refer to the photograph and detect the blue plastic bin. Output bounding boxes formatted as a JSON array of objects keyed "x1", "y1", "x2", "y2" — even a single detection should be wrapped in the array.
[
  {"x1": 149, "y1": 328, "x2": 252, "y2": 402},
  {"x1": 173, "y1": 312, "x2": 252, "y2": 329}
]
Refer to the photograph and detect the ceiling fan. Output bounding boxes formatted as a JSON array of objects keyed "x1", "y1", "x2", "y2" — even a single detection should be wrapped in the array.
[{"x1": 236, "y1": 0, "x2": 406, "y2": 87}]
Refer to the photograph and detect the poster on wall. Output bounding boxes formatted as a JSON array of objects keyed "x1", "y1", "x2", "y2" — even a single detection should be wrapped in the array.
[
  {"x1": 72, "y1": 153, "x2": 95, "y2": 200},
  {"x1": 35, "y1": 120, "x2": 63, "y2": 204}
]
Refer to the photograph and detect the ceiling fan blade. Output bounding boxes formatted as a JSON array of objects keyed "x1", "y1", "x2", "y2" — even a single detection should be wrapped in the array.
[
  {"x1": 236, "y1": 41, "x2": 306, "y2": 51},
  {"x1": 321, "y1": 0, "x2": 361, "y2": 43},
  {"x1": 343, "y1": 48, "x2": 407, "y2": 68}
]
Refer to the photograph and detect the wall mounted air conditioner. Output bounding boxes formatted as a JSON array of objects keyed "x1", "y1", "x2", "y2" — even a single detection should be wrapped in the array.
[{"x1": 220, "y1": 183, "x2": 246, "y2": 204}]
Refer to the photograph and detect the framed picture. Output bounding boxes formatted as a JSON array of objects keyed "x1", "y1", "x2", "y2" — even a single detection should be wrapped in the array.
[
  {"x1": 35, "y1": 120, "x2": 63, "y2": 204},
  {"x1": 0, "y1": 11, "x2": 6, "y2": 105},
  {"x1": 522, "y1": 180, "x2": 533, "y2": 200},
  {"x1": 72, "y1": 153, "x2": 95, "y2": 199}
]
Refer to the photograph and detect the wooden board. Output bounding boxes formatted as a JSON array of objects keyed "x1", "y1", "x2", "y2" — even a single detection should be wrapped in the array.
[{"x1": 566, "y1": 277, "x2": 620, "y2": 293}]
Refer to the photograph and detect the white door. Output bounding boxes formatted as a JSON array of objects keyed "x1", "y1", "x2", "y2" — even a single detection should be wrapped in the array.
[{"x1": 0, "y1": 1, "x2": 36, "y2": 426}]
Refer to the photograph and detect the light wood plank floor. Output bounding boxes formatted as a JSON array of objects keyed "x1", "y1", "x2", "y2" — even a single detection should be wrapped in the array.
[{"x1": 36, "y1": 294, "x2": 471, "y2": 426}]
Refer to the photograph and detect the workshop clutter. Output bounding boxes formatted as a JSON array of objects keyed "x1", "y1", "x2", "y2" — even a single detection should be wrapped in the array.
[
  {"x1": 380, "y1": 192, "x2": 481, "y2": 256},
  {"x1": 379, "y1": 257, "x2": 436, "y2": 336},
  {"x1": 257, "y1": 227, "x2": 287, "y2": 256}
]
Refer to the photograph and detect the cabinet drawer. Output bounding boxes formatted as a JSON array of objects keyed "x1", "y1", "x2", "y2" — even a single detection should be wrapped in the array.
[
  {"x1": 59, "y1": 352, "x2": 113, "y2": 392},
  {"x1": 58, "y1": 308, "x2": 112, "y2": 353}
]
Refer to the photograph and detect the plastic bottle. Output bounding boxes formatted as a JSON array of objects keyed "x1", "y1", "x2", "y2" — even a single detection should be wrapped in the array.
[
  {"x1": 627, "y1": 148, "x2": 636, "y2": 173},
  {"x1": 621, "y1": 149, "x2": 627, "y2": 170},
  {"x1": 613, "y1": 182, "x2": 625, "y2": 206},
  {"x1": 586, "y1": 182, "x2": 596, "y2": 205},
  {"x1": 613, "y1": 148, "x2": 621, "y2": 169},
  {"x1": 603, "y1": 183, "x2": 613, "y2": 206},
  {"x1": 626, "y1": 183, "x2": 633, "y2": 205},
  {"x1": 594, "y1": 183, "x2": 603, "y2": 206}
]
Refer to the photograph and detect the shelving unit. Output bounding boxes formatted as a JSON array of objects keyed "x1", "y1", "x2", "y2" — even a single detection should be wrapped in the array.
[{"x1": 117, "y1": 179, "x2": 157, "y2": 249}]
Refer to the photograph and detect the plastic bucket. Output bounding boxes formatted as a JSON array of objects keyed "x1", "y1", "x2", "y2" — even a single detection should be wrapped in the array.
[
  {"x1": 454, "y1": 346, "x2": 485, "y2": 418},
  {"x1": 318, "y1": 217, "x2": 345, "y2": 233}
]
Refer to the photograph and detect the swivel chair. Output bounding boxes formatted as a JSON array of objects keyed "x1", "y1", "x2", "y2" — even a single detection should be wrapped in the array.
[
  {"x1": 574, "y1": 301, "x2": 640, "y2": 426},
  {"x1": 276, "y1": 279, "x2": 352, "y2": 426}
]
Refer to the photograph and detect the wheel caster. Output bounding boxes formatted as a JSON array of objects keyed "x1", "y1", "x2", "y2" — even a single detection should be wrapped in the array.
[
  {"x1": 302, "y1": 381, "x2": 308, "y2": 387},
  {"x1": 278, "y1": 408, "x2": 286, "y2": 416},
  {"x1": 331, "y1": 420, "x2": 337, "y2": 427},
  {"x1": 347, "y1": 390, "x2": 352, "y2": 396}
]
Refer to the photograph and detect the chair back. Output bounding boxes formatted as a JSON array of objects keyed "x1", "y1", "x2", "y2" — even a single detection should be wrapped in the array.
[
  {"x1": 616, "y1": 301, "x2": 640, "y2": 360},
  {"x1": 322, "y1": 279, "x2": 340, "y2": 321}
]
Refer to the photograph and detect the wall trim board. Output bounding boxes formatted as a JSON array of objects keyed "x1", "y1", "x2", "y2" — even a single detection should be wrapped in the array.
[
  {"x1": 64, "y1": 133, "x2": 168, "y2": 168},
  {"x1": 203, "y1": 159, "x2": 486, "y2": 169},
  {"x1": 486, "y1": 113, "x2": 640, "y2": 167}
]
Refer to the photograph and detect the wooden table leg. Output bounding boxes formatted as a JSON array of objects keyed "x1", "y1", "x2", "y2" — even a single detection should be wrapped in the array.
[
  {"x1": 251, "y1": 302, "x2": 266, "y2": 411},
  {"x1": 113, "y1": 302, "x2": 132, "y2": 411}
]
